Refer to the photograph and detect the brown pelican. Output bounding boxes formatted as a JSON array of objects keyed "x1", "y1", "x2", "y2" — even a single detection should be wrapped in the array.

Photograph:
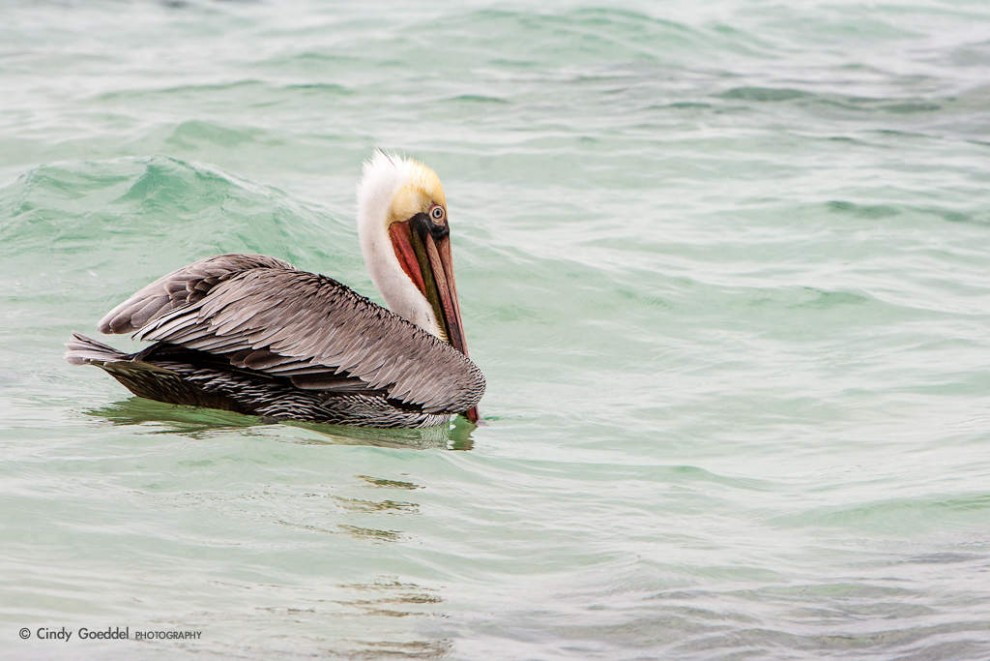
[{"x1": 65, "y1": 152, "x2": 484, "y2": 428}]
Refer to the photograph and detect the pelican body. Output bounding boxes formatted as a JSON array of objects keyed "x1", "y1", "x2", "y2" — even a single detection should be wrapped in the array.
[{"x1": 65, "y1": 153, "x2": 484, "y2": 428}]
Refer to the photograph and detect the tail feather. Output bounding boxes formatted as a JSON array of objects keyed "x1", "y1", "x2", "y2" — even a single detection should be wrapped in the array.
[
  {"x1": 65, "y1": 335, "x2": 251, "y2": 413},
  {"x1": 65, "y1": 332, "x2": 126, "y2": 365}
]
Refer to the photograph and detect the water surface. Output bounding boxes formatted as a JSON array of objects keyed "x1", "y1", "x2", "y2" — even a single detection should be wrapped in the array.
[{"x1": 2, "y1": 0, "x2": 990, "y2": 658}]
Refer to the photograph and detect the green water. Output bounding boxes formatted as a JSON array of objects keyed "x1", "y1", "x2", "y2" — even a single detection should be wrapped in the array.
[{"x1": 3, "y1": 1, "x2": 990, "y2": 658}]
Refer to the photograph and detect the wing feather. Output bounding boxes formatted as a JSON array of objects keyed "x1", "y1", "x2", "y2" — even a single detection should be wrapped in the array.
[
  {"x1": 102, "y1": 254, "x2": 484, "y2": 413},
  {"x1": 99, "y1": 254, "x2": 295, "y2": 334}
]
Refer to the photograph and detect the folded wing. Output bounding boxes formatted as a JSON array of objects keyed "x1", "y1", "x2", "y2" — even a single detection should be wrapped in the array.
[{"x1": 98, "y1": 254, "x2": 485, "y2": 414}]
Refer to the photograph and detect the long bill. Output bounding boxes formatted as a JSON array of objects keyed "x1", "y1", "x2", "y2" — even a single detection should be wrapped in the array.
[{"x1": 389, "y1": 216, "x2": 480, "y2": 424}]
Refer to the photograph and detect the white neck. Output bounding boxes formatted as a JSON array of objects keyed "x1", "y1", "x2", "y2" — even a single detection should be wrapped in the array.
[{"x1": 356, "y1": 152, "x2": 442, "y2": 337}]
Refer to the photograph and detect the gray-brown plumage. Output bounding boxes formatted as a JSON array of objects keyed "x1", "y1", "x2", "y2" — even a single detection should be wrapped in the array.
[
  {"x1": 68, "y1": 154, "x2": 486, "y2": 428},
  {"x1": 67, "y1": 253, "x2": 485, "y2": 428}
]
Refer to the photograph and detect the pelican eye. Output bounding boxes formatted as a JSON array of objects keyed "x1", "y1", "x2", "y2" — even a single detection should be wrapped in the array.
[{"x1": 429, "y1": 205, "x2": 445, "y2": 222}]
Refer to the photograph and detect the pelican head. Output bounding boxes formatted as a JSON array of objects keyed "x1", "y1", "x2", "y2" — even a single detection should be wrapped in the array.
[{"x1": 357, "y1": 151, "x2": 478, "y2": 422}]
